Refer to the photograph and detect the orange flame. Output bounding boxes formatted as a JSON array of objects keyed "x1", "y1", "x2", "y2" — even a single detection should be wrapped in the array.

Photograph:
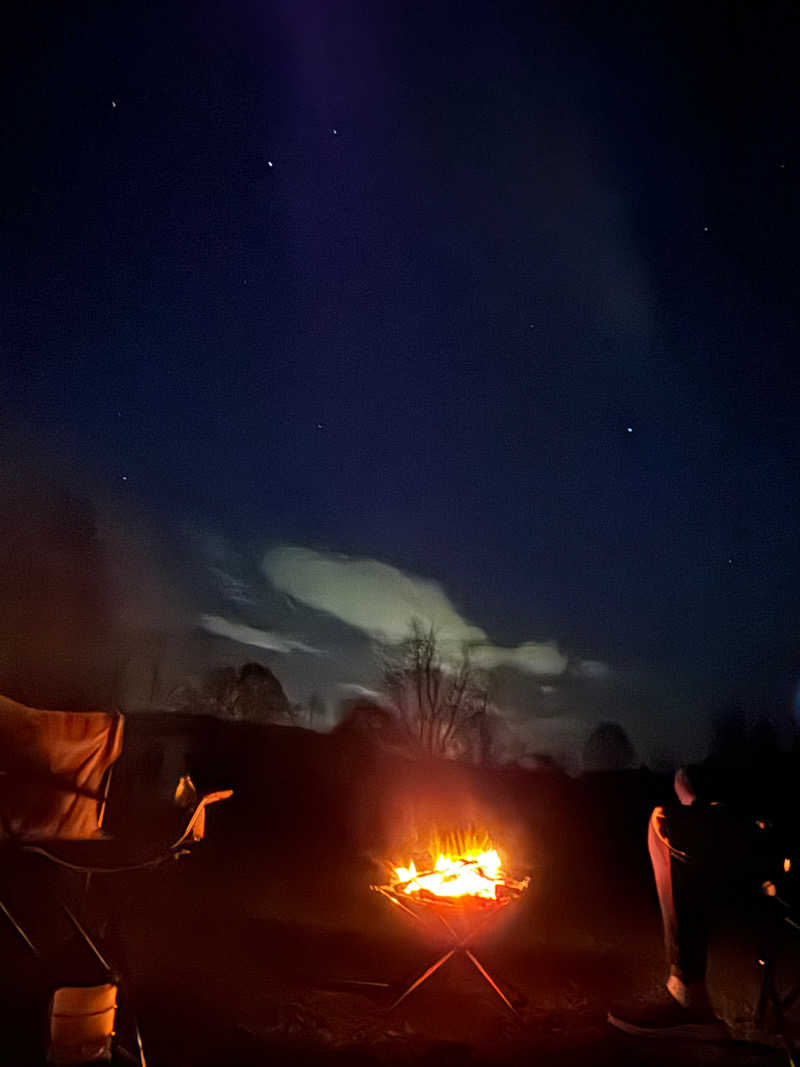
[{"x1": 394, "y1": 847, "x2": 522, "y2": 900}]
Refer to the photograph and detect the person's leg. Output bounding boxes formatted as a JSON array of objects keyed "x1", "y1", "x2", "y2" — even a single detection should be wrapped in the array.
[
  {"x1": 608, "y1": 805, "x2": 724, "y2": 1037},
  {"x1": 648, "y1": 805, "x2": 711, "y2": 1007}
]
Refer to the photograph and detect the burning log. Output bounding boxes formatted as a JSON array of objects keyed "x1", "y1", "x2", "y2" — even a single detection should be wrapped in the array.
[{"x1": 389, "y1": 850, "x2": 528, "y2": 903}]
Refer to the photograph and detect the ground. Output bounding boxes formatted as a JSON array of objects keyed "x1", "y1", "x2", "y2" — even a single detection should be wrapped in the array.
[
  {"x1": 121, "y1": 849, "x2": 790, "y2": 1067},
  {"x1": 1, "y1": 721, "x2": 798, "y2": 1066}
]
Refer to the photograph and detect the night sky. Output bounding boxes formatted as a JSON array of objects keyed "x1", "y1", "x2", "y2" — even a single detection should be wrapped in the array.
[{"x1": 3, "y1": 1, "x2": 799, "y2": 756}]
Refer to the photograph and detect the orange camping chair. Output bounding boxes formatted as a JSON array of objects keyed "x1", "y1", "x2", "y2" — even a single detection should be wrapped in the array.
[{"x1": 0, "y1": 694, "x2": 232, "y2": 1066}]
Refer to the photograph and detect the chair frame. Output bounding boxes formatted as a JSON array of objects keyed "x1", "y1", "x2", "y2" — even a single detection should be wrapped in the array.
[
  {"x1": 0, "y1": 736, "x2": 231, "y2": 1067},
  {"x1": 756, "y1": 882, "x2": 800, "y2": 1067}
]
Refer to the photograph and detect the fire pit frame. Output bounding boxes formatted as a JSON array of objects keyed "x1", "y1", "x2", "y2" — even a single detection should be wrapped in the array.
[{"x1": 371, "y1": 882, "x2": 523, "y2": 1014}]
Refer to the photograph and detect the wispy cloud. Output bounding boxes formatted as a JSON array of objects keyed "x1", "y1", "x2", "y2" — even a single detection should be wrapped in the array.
[
  {"x1": 472, "y1": 641, "x2": 568, "y2": 676},
  {"x1": 200, "y1": 614, "x2": 322, "y2": 655},
  {"x1": 573, "y1": 659, "x2": 612, "y2": 680},
  {"x1": 208, "y1": 566, "x2": 255, "y2": 607}
]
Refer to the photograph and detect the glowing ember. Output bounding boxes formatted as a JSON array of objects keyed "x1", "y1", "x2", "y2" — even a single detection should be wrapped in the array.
[{"x1": 393, "y1": 847, "x2": 525, "y2": 900}]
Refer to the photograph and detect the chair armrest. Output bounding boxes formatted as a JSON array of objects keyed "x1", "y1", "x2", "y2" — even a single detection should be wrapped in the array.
[{"x1": 170, "y1": 790, "x2": 233, "y2": 849}]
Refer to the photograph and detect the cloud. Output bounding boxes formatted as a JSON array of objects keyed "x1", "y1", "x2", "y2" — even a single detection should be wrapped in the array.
[
  {"x1": 263, "y1": 546, "x2": 486, "y2": 645},
  {"x1": 208, "y1": 566, "x2": 255, "y2": 607},
  {"x1": 335, "y1": 684, "x2": 395, "y2": 708},
  {"x1": 472, "y1": 641, "x2": 568, "y2": 676},
  {"x1": 572, "y1": 659, "x2": 613, "y2": 680},
  {"x1": 200, "y1": 614, "x2": 322, "y2": 655},
  {"x1": 262, "y1": 545, "x2": 568, "y2": 677}
]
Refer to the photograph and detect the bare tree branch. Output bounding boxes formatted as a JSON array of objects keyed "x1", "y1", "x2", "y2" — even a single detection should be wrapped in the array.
[{"x1": 379, "y1": 621, "x2": 490, "y2": 759}]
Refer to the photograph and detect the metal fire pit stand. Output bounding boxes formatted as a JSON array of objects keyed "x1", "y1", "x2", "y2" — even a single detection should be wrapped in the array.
[{"x1": 371, "y1": 885, "x2": 523, "y2": 1015}]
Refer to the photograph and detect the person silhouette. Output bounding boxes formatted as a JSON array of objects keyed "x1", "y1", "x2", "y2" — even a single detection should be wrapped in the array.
[{"x1": 608, "y1": 766, "x2": 770, "y2": 1039}]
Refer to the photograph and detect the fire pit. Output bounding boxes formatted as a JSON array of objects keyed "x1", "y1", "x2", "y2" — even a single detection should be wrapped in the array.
[{"x1": 371, "y1": 838, "x2": 529, "y2": 1013}]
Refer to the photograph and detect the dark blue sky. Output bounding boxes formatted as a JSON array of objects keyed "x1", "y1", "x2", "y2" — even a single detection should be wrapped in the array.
[{"x1": 3, "y1": 1, "x2": 799, "y2": 724}]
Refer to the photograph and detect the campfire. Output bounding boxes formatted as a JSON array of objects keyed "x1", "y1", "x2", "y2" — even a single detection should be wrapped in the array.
[
  {"x1": 371, "y1": 832, "x2": 529, "y2": 1012},
  {"x1": 392, "y1": 847, "x2": 528, "y2": 904},
  {"x1": 386, "y1": 830, "x2": 529, "y2": 903}
]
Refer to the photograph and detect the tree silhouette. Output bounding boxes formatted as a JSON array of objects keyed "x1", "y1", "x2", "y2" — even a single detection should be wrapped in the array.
[
  {"x1": 176, "y1": 662, "x2": 292, "y2": 722},
  {"x1": 236, "y1": 662, "x2": 291, "y2": 721},
  {"x1": 380, "y1": 620, "x2": 490, "y2": 759},
  {"x1": 583, "y1": 720, "x2": 636, "y2": 772}
]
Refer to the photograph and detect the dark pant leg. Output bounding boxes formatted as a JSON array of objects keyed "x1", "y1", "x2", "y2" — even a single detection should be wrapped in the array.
[{"x1": 648, "y1": 806, "x2": 710, "y2": 986}]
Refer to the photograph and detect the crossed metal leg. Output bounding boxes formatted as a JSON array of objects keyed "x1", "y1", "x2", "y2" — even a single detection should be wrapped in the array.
[{"x1": 373, "y1": 887, "x2": 519, "y2": 1015}]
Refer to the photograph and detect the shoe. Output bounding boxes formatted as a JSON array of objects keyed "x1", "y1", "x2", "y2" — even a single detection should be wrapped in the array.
[{"x1": 607, "y1": 994, "x2": 728, "y2": 1040}]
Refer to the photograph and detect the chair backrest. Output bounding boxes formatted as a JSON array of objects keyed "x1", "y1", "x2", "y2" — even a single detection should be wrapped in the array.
[
  {"x1": 48, "y1": 982, "x2": 117, "y2": 1064},
  {"x1": 0, "y1": 694, "x2": 124, "y2": 841}
]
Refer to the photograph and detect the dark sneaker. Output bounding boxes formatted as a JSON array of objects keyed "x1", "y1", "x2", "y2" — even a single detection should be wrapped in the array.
[{"x1": 608, "y1": 995, "x2": 728, "y2": 1040}]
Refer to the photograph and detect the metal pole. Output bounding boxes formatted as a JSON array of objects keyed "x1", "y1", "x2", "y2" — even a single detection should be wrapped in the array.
[
  {"x1": 756, "y1": 957, "x2": 771, "y2": 1029},
  {"x1": 62, "y1": 904, "x2": 113, "y2": 974},
  {"x1": 0, "y1": 897, "x2": 40, "y2": 957},
  {"x1": 134, "y1": 1019, "x2": 148, "y2": 1067},
  {"x1": 464, "y1": 949, "x2": 517, "y2": 1014},
  {"x1": 98, "y1": 762, "x2": 114, "y2": 832},
  {"x1": 388, "y1": 908, "x2": 509, "y2": 1011},
  {"x1": 768, "y1": 979, "x2": 798, "y2": 1067},
  {"x1": 389, "y1": 949, "x2": 456, "y2": 1010},
  {"x1": 375, "y1": 887, "x2": 424, "y2": 925}
]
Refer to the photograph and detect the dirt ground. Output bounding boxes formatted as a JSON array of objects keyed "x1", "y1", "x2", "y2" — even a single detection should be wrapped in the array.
[
  {"x1": 118, "y1": 848, "x2": 793, "y2": 1067},
  {"x1": 2, "y1": 723, "x2": 798, "y2": 1066}
]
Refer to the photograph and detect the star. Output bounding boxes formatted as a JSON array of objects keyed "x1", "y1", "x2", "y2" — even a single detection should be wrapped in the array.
[
  {"x1": 267, "y1": 160, "x2": 274, "y2": 168},
  {"x1": 703, "y1": 226, "x2": 709, "y2": 232},
  {"x1": 626, "y1": 426, "x2": 633, "y2": 433},
  {"x1": 332, "y1": 128, "x2": 338, "y2": 135},
  {"x1": 121, "y1": 474, "x2": 128, "y2": 481},
  {"x1": 111, "y1": 100, "x2": 117, "y2": 109}
]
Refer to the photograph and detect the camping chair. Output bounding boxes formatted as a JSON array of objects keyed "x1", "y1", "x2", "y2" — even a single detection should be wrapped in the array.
[
  {"x1": 743, "y1": 815, "x2": 800, "y2": 1067},
  {"x1": 0, "y1": 694, "x2": 232, "y2": 1065},
  {"x1": 756, "y1": 868, "x2": 800, "y2": 1066}
]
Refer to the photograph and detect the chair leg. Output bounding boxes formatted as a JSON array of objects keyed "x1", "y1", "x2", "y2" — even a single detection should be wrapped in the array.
[
  {"x1": 0, "y1": 896, "x2": 40, "y2": 958},
  {"x1": 116, "y1": 1020, "x2": 147, "y2": 1067},
  {"x1": 756, "y1": 958, "x2": 772, "y2": 1029},
  {"x1": 62, "y1": 903, "x2": 148, "y2": 1066},
  {"x1": 61, "y1": 905, "x2": 113, "y2": 975},
  {"x1": 134, "y1": 1018, "x2": 148, "y2": 1067},
  {"x1": 768, "y1": 983, "x2": 798, "y2": 1067},
  {"x1": 781, "y1": 979, "x2": 800, "y2": 1017}
]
